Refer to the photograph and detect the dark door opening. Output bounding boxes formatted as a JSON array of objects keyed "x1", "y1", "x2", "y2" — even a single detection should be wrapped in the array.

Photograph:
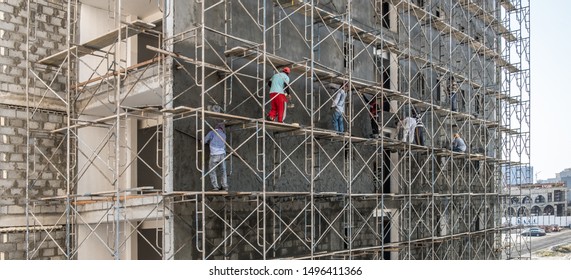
[
  {"x1": 137, "y1": 21, "x2": 163, "y2": 63},
  {"x1": 380, "y1": 218, "x2": 392, "y2": 260},
  {"x1": 381, "y1": 2, "x2": 390, "y2": 29},
  {"x1": 137, "y1": 125, "x2": 162, "y2": 190},
  {"x1": 374, "y1": 149, "x2": 391, "y2": 194},
  {"x1": 383, "y1": 149, "x2": 391, "y2": 193},
  {"x1": 137, "y1": 228, "x2": 162, "y2": 260}
]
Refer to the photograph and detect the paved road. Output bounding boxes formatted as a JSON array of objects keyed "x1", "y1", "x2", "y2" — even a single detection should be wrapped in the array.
[
  {"x1": 503, "y1": 228, "x2": 571, "y2": 259},
  {"x1": 528, "y1": 228, "x2": 571, "y2": 253}
]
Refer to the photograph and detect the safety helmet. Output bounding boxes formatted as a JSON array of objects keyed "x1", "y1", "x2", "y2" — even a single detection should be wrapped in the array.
[{"x1": 282, "y1": 67, "x2": 291, "y2": 74}]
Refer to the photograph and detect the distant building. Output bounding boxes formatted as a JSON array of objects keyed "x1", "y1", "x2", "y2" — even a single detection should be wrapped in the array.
[
  {"x1": 503, "y1": 165, "x2": 533, "y2": 186},
  {"x1": 558, "y1": 169, "x2": 571, "y2": 205},
  {"x1": 537, "y1": 168, "x2": 571, "y2": 205},
  {"x1": 537, "y1": 178, "x2": 559, "y2": 184},
  {"x1": 504, "y1": 182, "x2": 567, "y2": 217}
]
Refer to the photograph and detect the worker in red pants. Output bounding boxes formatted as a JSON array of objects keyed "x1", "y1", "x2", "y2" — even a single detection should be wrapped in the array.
[{"x1": 267, "y1": 67, "x2": 291, "y2": 123}]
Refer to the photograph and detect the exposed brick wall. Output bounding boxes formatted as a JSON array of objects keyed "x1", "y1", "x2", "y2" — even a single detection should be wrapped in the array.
[
  {"x1": 0, "y1": 105, "x2": 67, "y2": 206},
  {"x1": 0, "y1": 104, "x2": 67, "y2": 260},
  {"x1": 0, "y1": 229, "x2": 67, "y2": 260},
  {"x1": 0, "y1": 0, "x2": 69, "y2": 96}
]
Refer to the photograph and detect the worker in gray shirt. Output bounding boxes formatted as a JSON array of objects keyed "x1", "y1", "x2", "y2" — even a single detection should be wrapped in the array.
[{"x1": 452, "y1": 133, "x2": 466, "y2": 152}]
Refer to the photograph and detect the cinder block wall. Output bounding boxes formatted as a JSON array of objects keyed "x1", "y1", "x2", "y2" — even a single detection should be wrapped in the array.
[
  {"x1": 0, "y1": 0, "x2": 69, "y2": 260},
  {"x1": 0, "y1": 0, "x2": 68, "y2": 97},
  {"x1": 0, "y1": 105, "x2": 67, "y2": 260},
  {"x1": 173, "y1": 198, "x2": 381, "y2": 260},
  {"x1": 0, "y1": 229, "x2": 66, "y2": 260}
]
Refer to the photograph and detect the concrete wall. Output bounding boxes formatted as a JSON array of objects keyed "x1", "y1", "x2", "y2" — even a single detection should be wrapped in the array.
[
  {"x1": 173, "y1": 198, "x2": 385, "y2": 259},
  {"x1": 74, "y1": 117, "x2": 140, "y2": 260},
  {"x1": 76, "y1": 118, "x2": 137, "y2": 194},
  {"x1": 78, "y1": 4, "x2": 141, "y2": 83},
  {"x1": 78, "y1": 4, "x2": 118, "y2": 83},
  {"x1": 171, "y1": 1, "x2": 400, "y2": 192},
  {"x1": 168, "y1": 0, "x2": 503, "y2": 260},
  {"x1": 77, "y1": 223, "x2": 136, "y2": 260}
]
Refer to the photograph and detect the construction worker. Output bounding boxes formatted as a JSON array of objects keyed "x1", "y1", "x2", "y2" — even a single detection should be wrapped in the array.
[
  {"x1": 363, "y1": 93, "x2": 391, "y2": 138},
  {"x1": 447, "y1": 76, "x2": 459, "y2": 112},
  {"x1": 360, "y1": 93, "x2": 379, "y2": 137},
  {"x1": 398, "y1": 115, "x2": 416, "y2": 143},
  {"x1": 267, "y1": 67, "x2": 291, "y2": 123},
  {"x1": 330, "y1": 82, "x2": 348, "y2": 133},
  {"x1": 414, "y1": 114, "x2": 425, "y2": 146},
  {"x1": 204, "y1": 122, "x2": 229, "y2": 191},
  {"x1": 452, "y1": 133, "x2": 466, "y2": 152}
]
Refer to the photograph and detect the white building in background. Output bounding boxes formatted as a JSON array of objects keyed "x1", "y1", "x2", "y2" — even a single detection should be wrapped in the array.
[{"x1": 505, "y1": 182, "x2": 567, "y2": 217}]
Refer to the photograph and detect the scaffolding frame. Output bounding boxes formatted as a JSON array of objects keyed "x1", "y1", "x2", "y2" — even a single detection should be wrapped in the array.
[{"x1": 20, "y1": 0, "x2": 530, "y2": 260}]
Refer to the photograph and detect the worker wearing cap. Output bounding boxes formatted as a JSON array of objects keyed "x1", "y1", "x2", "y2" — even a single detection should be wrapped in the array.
[{"x1": 267, "y1": 67, "x2": 291, "y2": 123}]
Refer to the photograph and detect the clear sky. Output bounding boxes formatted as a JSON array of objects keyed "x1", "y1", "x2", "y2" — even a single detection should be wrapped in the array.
[{"x1": 530, "y1": 1, "x2": 571, "y2": 181}]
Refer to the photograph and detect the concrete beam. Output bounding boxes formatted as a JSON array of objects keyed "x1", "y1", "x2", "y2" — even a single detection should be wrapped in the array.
[
  {"x1": 0, "y1": 92, "x2": 67, "y2": 112},
  {"x1": 0, "y1": 196, "x2": 164, "y2": 227},
  {"x1": 75, "y1": 64, "x2": 162, "y2": 116},
  {"x1": 74, "y1": 196, "x2": 164, "y2": 224}
]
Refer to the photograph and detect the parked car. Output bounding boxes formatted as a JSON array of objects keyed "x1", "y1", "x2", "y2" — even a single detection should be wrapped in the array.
[
  {"x1": 551, "y1": 224, "x2": 561, "y2": 232},
  {"x1": 521, "y1": 227, "x2": 546, "y2": 236},
  {"x1": 539, "y1": 225, "x2": 552, "y2": 233}
]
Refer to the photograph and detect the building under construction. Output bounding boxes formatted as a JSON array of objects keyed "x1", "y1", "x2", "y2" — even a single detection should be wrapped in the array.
[{"x1": 0, "y1": 0, "x2": 531, "y2": 260}]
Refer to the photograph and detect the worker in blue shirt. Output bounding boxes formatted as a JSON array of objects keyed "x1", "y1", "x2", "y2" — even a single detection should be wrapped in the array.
[
  {"x1": 204, "y1": 122, "x2": 229, "y2": 191},
  {"x1": 267, "y1": 67, "x2": 291, "y2": 122},
  {"x1": 330, "y1": 82, "x2": 348, "y2": 133}
]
